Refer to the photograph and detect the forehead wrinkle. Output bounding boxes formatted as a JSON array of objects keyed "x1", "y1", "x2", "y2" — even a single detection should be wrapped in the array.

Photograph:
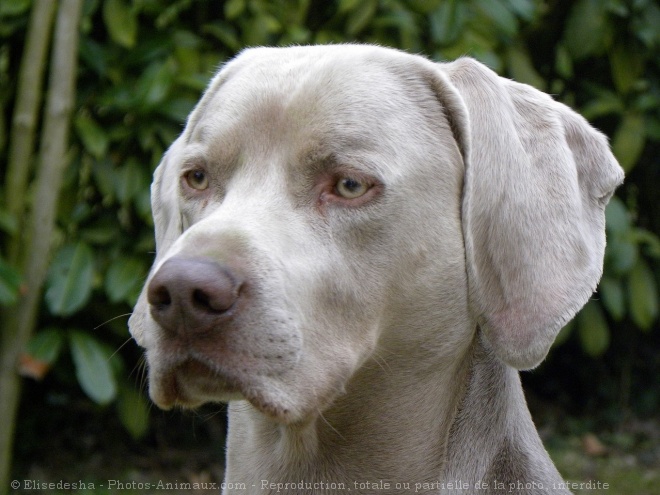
[
  {"x1": 293, "y1": 130, "x2": 385, "y2": 179},
  {"x1": 185, "y1": 49, "x2": 428, "y2": 182},
  {"x1": 286, "y1": 104, "x2": 402, "y2": 184},
  {"x1": 280, "y1": 69, "x2": 404, "y2": 169}
]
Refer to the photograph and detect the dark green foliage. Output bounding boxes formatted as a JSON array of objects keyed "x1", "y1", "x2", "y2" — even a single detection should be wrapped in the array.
[{"x1": 0, "y1": 0, "x2": 658, "y2": 439}]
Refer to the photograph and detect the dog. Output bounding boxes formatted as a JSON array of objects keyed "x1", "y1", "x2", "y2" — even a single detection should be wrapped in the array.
[{"x1": 128, "y1": 44, "x2": 623, "y2": 494}]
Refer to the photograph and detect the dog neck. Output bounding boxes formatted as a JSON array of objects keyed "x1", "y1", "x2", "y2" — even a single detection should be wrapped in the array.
[{"x1": 222, "y1": 331, "x2": 568, "y2": 494}]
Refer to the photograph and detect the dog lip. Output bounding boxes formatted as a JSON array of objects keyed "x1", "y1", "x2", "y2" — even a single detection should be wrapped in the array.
[
  {"x1": 181, "y1": 359, "x2": 241, "y2": 395},
  {"x1": 149, "y1": 369, "x2": 188, "y2": 410},
  {"x1": 150, "y1": 356, "x2": 292, "y2": 418},
  {"x1": 150, "y1": 358, "x2": 237, "y2": 409}
]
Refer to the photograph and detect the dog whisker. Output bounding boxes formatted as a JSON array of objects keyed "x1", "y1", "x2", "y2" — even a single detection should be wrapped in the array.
[{"x1": 93, "y1": 312, "x2": 132, "y2": 330}]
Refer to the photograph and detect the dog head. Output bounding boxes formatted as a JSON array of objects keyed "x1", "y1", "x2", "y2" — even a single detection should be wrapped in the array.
[{"x1": 129, "y1": 45, "x2": 623, "y2": 422}]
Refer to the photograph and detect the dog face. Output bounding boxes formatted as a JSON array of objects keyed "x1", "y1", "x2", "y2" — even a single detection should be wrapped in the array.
[
  {"x1": 129, "y1": 45, "x2": 468, "y2": 422},
  {"x1": 129, "y1": 45, "x2": 622, "y2": 423}
]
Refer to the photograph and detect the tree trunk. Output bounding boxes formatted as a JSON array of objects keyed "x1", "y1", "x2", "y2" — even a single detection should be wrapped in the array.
[{"x1": 0, "y1": 1, "x2": 84, "y2": 491}]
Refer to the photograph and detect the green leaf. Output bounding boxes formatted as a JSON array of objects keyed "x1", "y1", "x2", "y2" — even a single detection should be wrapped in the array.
[
  {"x1": 315, "y1": 30, "x2": 344, "y2": 45},
  {"x1": 339, "y1": 0, "x2": 363, "y2": 14},
  {"x1": 580, "y1": 91, "x2": 624, "y2": 120},
  {"x1": 610, "y1": 43, "x2": 644, "y2": 94},
  {"x1": 157, "y1": 97, "x2": 197, "y2": 122},
  {"x1": 0, "y1": 208, "x2": 18, "y2": 234},
  {"x1": 45, "y1": 242, "x2": 95, "y2": 316},
  {"x1": 429, "y1": 0, "x2": 467, "y2": 45},
  {"x1": 75, "y1": 113, "x2": 109, "y2": 159},
  {"x1": 116, "y1": 384, "x2": 150, "y2": 439},
  {"x1": 79, "y1": 37, "x2": 108, "y2": 77},
  {"x1": 605, "y1": 236, "x2": 638, "y2": 275},
  {"x1": 599, "y1": 276, "x2": 626, "y2": 321},
  {"x1": 635, "y1": 93, "x2": 660, "y2": 113},
  {"x1": 346, "y1": 0, "x2": 377, "y2": 36},
  {"x1": 202, "y1": 22, "x2": 241, "y2": 52},
  {"x1": 92, "y1": 159, "x2": 117, "y2": 200},
  {"x1": 476, "y1": 0, "x2": 518, "y2": 37},
  {"x1": 224, "y1": 0, "x2": 245, "y2": 19},
  {"x1": 115, "y1": 158, "x2": 148, "y2": 205},
  {"x1": 578, "y1": 300, "x2": 610, "y2": 357},
  {"x1": 0, "y1": 0, "x2": 30, "y2": 16},
  {"x1": 80, "y1": 220, "x2": 121, "y2": 245},
  {"x1": 605, "y1": 196, "x2": 631, "y2": 235},
  {"x1": 505, "y1": 45, "x2": 545, "y2": 90},
  {"x1": 103, "y1": 0, "x2": 138, "y2": 48},
  {"x1": 553, "y1": 318, "x2": 574, "y2": 348},
  {"x1": 135, "y1": 62, "x2": 174, "y2": 108},
  {"x1": 26, "y1": 328, "x2": 65, "y2": 365},
  {"x1": 612, "y1": 113, "x2": 646, "y2": 172},
  {"x1": 135, "y1": 188, "x2": 153, "y2": 224},
  {"x1": 240, "y1": 14, "x2": 281, "y2": 47},
  {"x1": 554, "y1": 44, "x2": 573, "y2": 79},
  {"x1": 404, "y1": 0, "x2": 442, "y2": 14},
  {"x1": 0, "y1": 257, "x2": 22, "y2": 306},
  {"x1": 563, "y1": 0, "x2": 608, "y2": 60},
  {"x1": 175, "y1": 74, "x2": 210, "y2": 93},
  {"x1": 630, "y1": 228, "x2": 660, "y2": 258},
  {"x1": 283, "y1": 25, "x2": 311, "y2": 45},
  {"x1": 646, "y1": 116, "x2": 660, "y2": 141},
  {"x1": 69, "y1": 331, "x2": 117, "y2": 405},
  {"x1": 105, "y1": 256, "x2": 146, "y2": 304},
  {"x1": 628, "y1": 259, "x2": 659, "y2": 331},
  {"x1": 634, "y1": 2, "x2": 660, "y2": 48},
  {"x1": 503, "y1": 0, "x2": 537, "y2": 21}
]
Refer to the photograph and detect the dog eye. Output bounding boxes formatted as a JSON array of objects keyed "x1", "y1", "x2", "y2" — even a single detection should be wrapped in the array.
[
  {"x1": 335, "y1": 177, "x2": 369, "y2": 199},
  {"x1": 184, "y1": 169, "x2": 209, "y2": 191}
]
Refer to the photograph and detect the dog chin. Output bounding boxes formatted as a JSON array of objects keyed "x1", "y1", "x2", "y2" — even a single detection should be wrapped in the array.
[
  {"x1": 148, "y1": 360, "x2": 237, "y2": 409},
  {"x1": 148, "y1": 358, "x2": 306, "y2": 422}
]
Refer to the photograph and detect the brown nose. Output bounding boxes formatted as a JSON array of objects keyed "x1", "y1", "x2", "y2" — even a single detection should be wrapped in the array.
[{"x1": 147, "y1": 257, "x2": 242, "y2": 336}]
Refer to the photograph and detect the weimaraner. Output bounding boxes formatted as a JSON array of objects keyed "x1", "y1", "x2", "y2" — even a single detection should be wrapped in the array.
[{"x1": 129, "y1": 45, "x2": 624, "y2": 494}]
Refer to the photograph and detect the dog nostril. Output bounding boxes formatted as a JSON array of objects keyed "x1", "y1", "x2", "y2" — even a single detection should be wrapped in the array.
[
  {"x1": 147, "y1": 257, "x2": 242, "y2": 334},
  {"x1": 193, "y1": 289, "x2": 211, "y2": 309},
  {"x1": 191, "y1": 284, "x2": 238, "y2": 313},
  {"x1": 149, "y1": 285, "x2": 172, "y2": 309}
]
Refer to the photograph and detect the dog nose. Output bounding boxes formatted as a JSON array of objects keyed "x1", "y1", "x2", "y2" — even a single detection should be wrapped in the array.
[{"x1": 147, "y1": 257, "x2": 242, "y2": 335}]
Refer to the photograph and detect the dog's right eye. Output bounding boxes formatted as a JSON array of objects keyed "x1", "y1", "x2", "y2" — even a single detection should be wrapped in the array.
[
  {"x1": 184, "y1": 169, "x2": 209, "y2": 191},
  {"x1": 336, "y1": 177, "x2": 369, "y2": 199}
]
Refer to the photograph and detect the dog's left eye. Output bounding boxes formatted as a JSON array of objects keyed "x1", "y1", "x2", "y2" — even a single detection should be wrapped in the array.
[
  {"x1": 335, "y1": 177, "x2": 369, "y2": 199},
  {"x1": 184, "y1": 169, "x2": 209, "y2": 191}
]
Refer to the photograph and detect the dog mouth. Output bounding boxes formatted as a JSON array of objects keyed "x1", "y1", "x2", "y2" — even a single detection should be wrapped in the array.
[
  {"x1": 140, "y1": 304, "x2": 305, "y2": 421},
  {"x1": 148, "y1": 356, "x2": 297, "y2": 421},
  {"x1": 149, "y1": 358, "x2": 242, "y2": 409}
]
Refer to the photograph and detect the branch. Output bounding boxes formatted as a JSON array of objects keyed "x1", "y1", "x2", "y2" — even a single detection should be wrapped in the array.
[
  {"x1": 5, "y1": 0, "x2": 84, "y2": 359},
  {"x1": 3, "y1": 0, "x2": 57, "y2": 263},
  {"x1": 0, "y1": 0, "x2": 84, "y2": 492}
]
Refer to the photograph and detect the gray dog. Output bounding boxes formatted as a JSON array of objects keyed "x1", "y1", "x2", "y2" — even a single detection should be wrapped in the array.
[{"x1": 129, "y1": 45, "x2": 623, "y2": 494}]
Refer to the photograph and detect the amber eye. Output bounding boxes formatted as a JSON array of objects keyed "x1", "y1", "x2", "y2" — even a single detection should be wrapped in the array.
[
  {"x1": 184, "y1": 169, "x2": 209, "y2": 191},
  {"x1": 335, "y1": 177, "x2": 369, "y2": 199}
]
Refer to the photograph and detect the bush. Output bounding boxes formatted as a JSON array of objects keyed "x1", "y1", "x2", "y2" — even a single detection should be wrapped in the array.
[{"x1": 0, "y1": 0, "x2": 658, "y2": 487}]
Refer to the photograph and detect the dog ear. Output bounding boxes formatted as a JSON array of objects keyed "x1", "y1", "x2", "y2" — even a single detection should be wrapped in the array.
[
  {"x1": 430, "y1": 58, "x2": 623, "y2": 369},
  {"x1": 150, "y1": 137, "x2": 184, "y2": 265},
  {"x1": 128, "y1": 138, "x2": 184, "y2": 345}
]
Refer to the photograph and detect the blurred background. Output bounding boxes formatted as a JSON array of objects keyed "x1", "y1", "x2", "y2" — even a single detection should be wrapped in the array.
[{"x1": 0, "y1": 0, "x2": 658, "y2": 494}]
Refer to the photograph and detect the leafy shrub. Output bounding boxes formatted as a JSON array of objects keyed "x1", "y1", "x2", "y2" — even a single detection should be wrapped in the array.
[{"x1": 1, "y1": 0, "x2": 658, "y2": 444}]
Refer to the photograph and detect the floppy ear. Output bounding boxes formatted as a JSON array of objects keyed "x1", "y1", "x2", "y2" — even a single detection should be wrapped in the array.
[
  {"x1": 145, "y1": 55, "x2": 242, "y2": 260},
  {"x1": 128, "y1": 138, "x2": 184, "y2": 345},
  {"x1": 129, "y1": 65, "x2": 232, "y2": 343},
  {"x1": 150, "y1": 137, "x2": 185, "y2": 264},
  {"x1": 431, "y1": 58, "x2": 624, "y2": 369}
]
